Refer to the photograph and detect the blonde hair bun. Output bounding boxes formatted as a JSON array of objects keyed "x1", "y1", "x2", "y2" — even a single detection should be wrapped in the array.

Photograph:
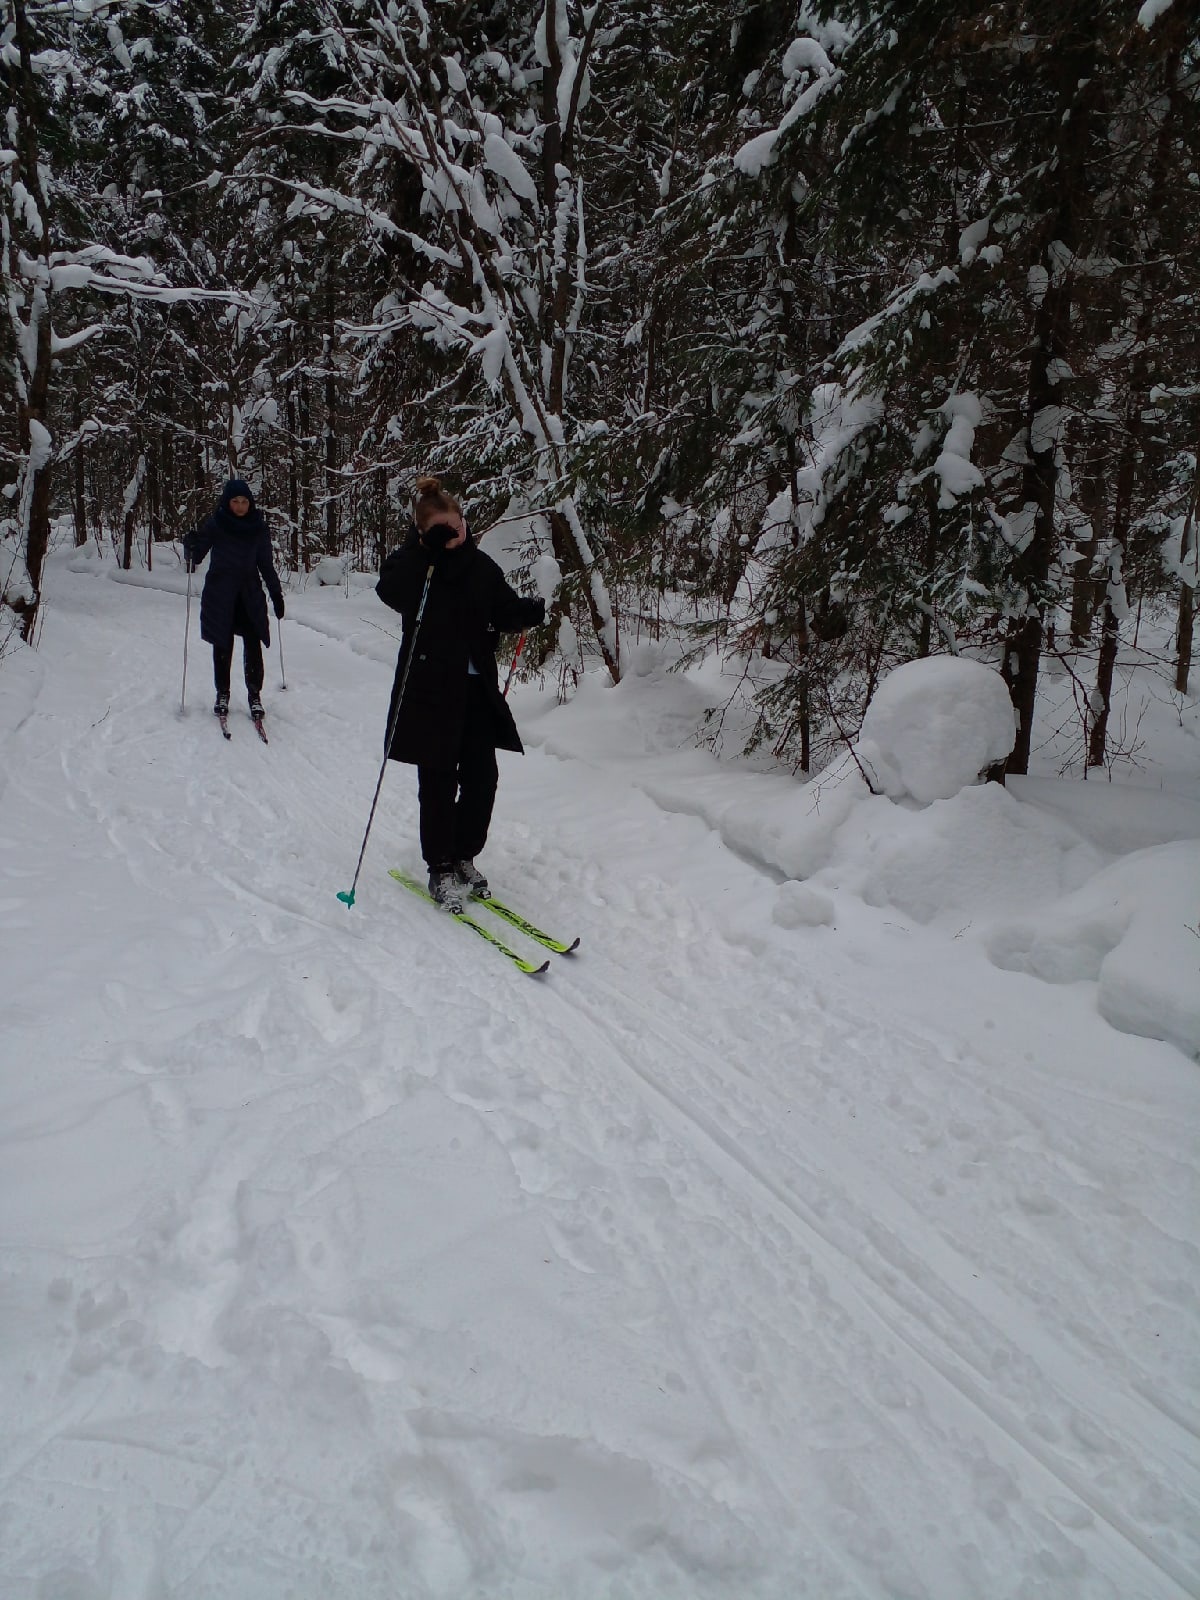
[{"x1": 412, "y1": 474, "x2": 463, "y2": 529}]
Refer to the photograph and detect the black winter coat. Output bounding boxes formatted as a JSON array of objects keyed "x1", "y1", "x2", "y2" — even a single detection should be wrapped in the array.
[
  {"x1": 376, "y1": 526, "x2": 545, "y2": 768},
  {"x1": 185, "y1": 502, "x2": 283, "y2": 649}
]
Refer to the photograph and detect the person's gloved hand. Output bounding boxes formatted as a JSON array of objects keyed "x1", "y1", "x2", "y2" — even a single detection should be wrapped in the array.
[
  {"x1": 421, "y1": 521, "x2": 458, "y2": 551},
  {"x1": 274, "y1": 596, "x2": 285, "y2": 620}
]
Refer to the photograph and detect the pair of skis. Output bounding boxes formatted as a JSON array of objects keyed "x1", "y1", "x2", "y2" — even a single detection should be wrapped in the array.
[
  {"x1": 389, "y1": 869, "x2": 578, "y2": 977},
  {"x1": 217, "y1": 709, "x2": 269, "y2": 744}
]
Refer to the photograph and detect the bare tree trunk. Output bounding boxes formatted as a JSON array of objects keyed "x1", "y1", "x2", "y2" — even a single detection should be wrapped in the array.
[
  {"x1": 787, "y1": 437, "x2": 811, "y2": 768},
  {"x1": 1087, "y1": 425, "x2": 1137, "y2": 768},
  {"x1": 1003, "y1": 59, "x2": 1102, "y2": 777},
  {"x1": 160, "y1": 428, "x2": 175, "y2": 542},
  {"x1": 1089, "y1": 607, "x2": 1119, "y2": 768},
  {"x1": 796, "y1": 594, "x2": 811, "y2": 774},
  {"x1": 1088, "y1": 35, "x2": 1182, "y2": 766},
  {"x1": 324, "y1": 284, "x2": 338, "y2": 555},
  {"x1": 193, "y1": 430, "x2": 206, "y2": 524},
  {"x1": 1069, "y1": 466, "x2": 1105, "y2": 648},
  {"x1": 1176, "y1": 460, "x2": 1198, "y2": 694},
  {"x1": 377, "y1": 490, "x2": 388, "y2": 571},
  {"x1": 286, "y1": 322, "x2": 300, "y2": 571},
  {"x1": 1003, "y1": 285, "x2": 1070, "y2": 777},
  {"x1": 919, "y1": 480, "x2": 938, "y2": 659},
  {"x1": 299, "y1": 370, "x2": 313, "y2": 572},
  {"x1": 146, "y1": 441, "x2": 161, "y2": 572},
  {"x1": 72, "y1": 400, "x2": 87, "y2": 548},
  {"x1": 5, "y1": 0, "x2": 55, "y2": 643},
  {"x1": 547, "y1": 509, "x2": 619, "y2": 681}
]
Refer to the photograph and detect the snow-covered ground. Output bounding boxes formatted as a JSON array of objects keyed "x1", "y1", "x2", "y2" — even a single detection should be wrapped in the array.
[{"x1": 2, "y1": 547, "x2": 1198, "y2": 1600}]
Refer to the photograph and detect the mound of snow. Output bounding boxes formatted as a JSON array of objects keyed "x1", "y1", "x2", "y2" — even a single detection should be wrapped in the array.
[
  {"x1": 856, "y1": 656, "x2": 1015, "y2": 804},
  {"x1": 311, "y1": 555, "x2": 348, "y2": 586},
  {"x1": 987, "y1": 840, "x2": 1200, "y2": 1059},
  {"x1": 811, "y1": 780, "x2": 1101, "y2": 926},
  {"x1": 773, "y1": 882, "x2": 836, "y2": 928}
]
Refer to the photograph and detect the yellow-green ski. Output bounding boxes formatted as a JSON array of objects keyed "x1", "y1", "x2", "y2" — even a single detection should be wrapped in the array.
[
  {"x1": 471, "y1": 894, "x2": 579, "y2": 955},
  {"x1": 389, "y1": 870, "x2": 549, "y2": 976}
]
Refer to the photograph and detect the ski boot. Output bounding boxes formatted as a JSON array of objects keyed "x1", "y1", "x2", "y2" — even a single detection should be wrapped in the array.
[
  {"x1": 454, "y1": 859, "x2": 490, "y2": 899},
  {"x1": 428, "y1": 867, "x2": 465, "y2": 915}
]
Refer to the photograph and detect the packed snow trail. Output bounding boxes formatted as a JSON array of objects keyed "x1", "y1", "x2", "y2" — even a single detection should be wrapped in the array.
[{"x1": 1, "y1": 556, "x2": 1197, "y2": 1599}]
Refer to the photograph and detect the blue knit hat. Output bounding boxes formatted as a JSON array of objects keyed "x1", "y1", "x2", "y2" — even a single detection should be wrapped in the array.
[{"x1": 221, "y1": 478, "x2": 255, "y2": 508}]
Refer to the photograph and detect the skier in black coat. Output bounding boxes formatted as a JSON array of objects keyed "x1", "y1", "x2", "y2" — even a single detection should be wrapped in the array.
[
  {"x1": 376, "y1": 475, "x2": 546, "y2": 912},
  {"x1": 184, "y1": 478, "x2": 285, "y2": 720}
]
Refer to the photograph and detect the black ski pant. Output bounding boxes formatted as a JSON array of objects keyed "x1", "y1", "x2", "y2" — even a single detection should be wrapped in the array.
[
  {"x1": 417, "y1": 676, "x2": 500, "y2": 869},
  {"x1": 212, "y1": 634, "x2": 264, "y2": 700}
]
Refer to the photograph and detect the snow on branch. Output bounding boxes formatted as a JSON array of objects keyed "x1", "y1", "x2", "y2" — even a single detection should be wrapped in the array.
[
  {"x1": 483, "y1": 133, "x2": 538, "y2": 206},
  {"x1": 734, "y1": 36, "x2": 840, "y2": 177},
  {"x1": 837, "y1": 267, "x2": 959, "y2": 365},
  {"x1": 1137, "y1": 0, "x2": 1176, "y2": 28},
  {"x1": 933, "y1": 394, "x2": 985, "y2": 508},
  {"x1": 263, "y1": 174, "x2": 462, "y2": 269}
]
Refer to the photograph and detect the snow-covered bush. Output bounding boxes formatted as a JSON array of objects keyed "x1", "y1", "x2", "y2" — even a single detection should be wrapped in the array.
[
  {"x1": 856, "y1": 656, "x2": 1015, "y2": 803},
  {"x1": 311, "y1": 555, "x2": 348, "y2": 587}
]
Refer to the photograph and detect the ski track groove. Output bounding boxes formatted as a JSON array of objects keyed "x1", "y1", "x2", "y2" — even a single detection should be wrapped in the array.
[
  {"x1": 616, "y1": 963, "x2": 1200, "y2": 1474},
  {"x1": 540, "y1": 964, "x2": 1199, "y2": 1600}
]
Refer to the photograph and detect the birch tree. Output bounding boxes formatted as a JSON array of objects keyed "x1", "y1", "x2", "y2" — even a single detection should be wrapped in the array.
[{"x1": 246, "y1": 0, "x2": 621, "y2": 676}]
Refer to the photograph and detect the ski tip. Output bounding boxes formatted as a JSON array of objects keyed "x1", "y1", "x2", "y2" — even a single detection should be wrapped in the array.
[
  {"x1": 337, "y1": 889, "x2": 356, "y2": 909},
  {"x1": 531, "y1": 959, "x2": 550, "y2": 976}
]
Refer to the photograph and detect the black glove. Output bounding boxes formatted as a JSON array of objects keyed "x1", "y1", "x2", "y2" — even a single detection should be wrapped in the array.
[
  {"x1": 421, "y1": 521, "x2": 458, "y2": 551},
  {"x1": 274, "y1": 596, "x2": 285, "y2": 620}
]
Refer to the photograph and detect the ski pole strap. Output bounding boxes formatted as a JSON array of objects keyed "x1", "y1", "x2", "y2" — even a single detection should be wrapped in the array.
[{"x1": 502, "y1": 631, "x2": 526, "y2": 698}]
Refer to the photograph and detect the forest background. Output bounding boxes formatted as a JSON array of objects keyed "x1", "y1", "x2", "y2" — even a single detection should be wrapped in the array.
[{"x1": 3, "y1": 0, "x2": 1197, "y2": 778}]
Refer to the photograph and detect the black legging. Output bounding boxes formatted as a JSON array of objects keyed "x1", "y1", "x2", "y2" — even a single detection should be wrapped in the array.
[
  {"x1": 213, "y1": 633, "x2": 264, "y2": 699},
  {"x1": 417, "y1": 676, "x2": 500, "y2": 868}
]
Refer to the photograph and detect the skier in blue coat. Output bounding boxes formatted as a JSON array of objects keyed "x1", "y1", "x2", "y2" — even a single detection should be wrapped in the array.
[{"x1": 185, "y1": 478, "x2": 284, "y2": 720}]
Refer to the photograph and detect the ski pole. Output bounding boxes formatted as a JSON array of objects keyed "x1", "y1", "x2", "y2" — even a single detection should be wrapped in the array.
[
  {"x1": 278, "y1": 613, "x2": 288, "y2": 689},
  {"x1": 502, "y1": 631, "x2": 526, "y2": 699},
  {"x1": 338, "y1": 562, "x2": 435, "y2": 909},
  {"x1": 180, "y1": 559, "x2": 193, "y2": 713}
]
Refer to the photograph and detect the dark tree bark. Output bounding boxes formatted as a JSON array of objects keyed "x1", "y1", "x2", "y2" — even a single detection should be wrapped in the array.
[
  {"x1": 1003, "y1": 53, "x2": 1103, "y2": 777},
  {"x1": 1176, "y1": 460, "x2": 1198, "y2": 694},
  {"x1": 5, "y1": 0, "x2": 55, "y2": 643}
]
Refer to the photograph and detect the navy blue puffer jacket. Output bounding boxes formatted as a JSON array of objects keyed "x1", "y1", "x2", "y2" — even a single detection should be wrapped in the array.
[{"x1": 185, "y1": 480, "x2": 284, "y2": 648}]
